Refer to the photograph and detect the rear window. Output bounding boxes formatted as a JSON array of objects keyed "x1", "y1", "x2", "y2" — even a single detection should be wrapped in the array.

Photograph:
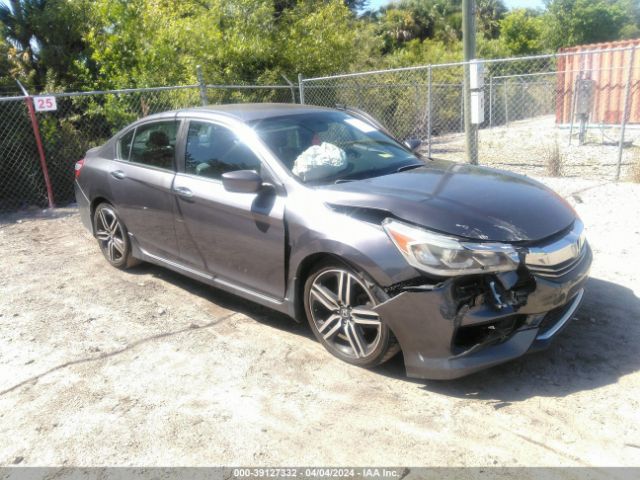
[{"x1": 116, "y1": 121, "x2": 178, "y2": 171}]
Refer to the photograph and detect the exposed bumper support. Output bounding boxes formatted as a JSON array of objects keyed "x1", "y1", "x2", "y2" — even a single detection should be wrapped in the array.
[{"x1": 374, "y1": 245, "x2": 591, "y2": 380}]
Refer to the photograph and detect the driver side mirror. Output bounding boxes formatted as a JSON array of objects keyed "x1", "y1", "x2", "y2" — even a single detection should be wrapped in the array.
[
  {"x1": 404, "y1": 138, "x2": 422, "y2": 152},
  {"x1": 222, "y1": 170, "x2": 263, "y2": 193}
]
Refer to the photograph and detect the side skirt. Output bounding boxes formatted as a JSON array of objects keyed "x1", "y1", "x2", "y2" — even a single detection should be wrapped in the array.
[{"x1": 129, "y1": 233, "x2": 291, "y2": 315}]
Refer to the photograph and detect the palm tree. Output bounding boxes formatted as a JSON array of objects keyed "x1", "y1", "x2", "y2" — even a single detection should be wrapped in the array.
[
  {"x1": 0, "y1": 0, "x2": 47, "y2": 88},
  {"x1": 476, "y1": 0, "x2": 507, "y2": 39}
]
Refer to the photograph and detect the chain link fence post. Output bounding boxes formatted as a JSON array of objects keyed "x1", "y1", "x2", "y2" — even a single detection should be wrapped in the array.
[
  {"x1": 460, "y1": 83, "x2": 464, "y2": 132},
  {"x1": 281, "y1": 74, "x2": 297, "y2": 103},
  {"x1": 196, "y1": 65, "x2": 208, "y2": 106},
  {"x1": 17, "y1": 81, "x2": 55, "y2": 208},
  {"x1": 427, "y1": 65, "x2": 433, "y2": 158},
  {"x1": 616, "y1": 44, "x2": 636, "y2": 181},
  {"x1": 489, "y1": 74, "x2": 493, "y2": 128},
  {"x1": 503, "y1": 79, "x2": 509, "y2": 126},
  {"x1": 298, "y1": 74, "x2": 305, "y2": 105}
]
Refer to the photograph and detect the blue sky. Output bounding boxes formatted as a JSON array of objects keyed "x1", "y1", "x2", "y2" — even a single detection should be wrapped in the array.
[{"x1": 367, "y1": 0, "x2": 546, "y2": 10}]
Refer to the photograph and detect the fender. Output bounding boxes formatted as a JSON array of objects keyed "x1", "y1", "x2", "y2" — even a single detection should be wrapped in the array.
[{"x1": 284, "y1": 208, "x2": 422, "y2": 320}]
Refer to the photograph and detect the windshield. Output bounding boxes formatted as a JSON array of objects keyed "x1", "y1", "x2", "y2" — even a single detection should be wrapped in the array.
[{"x1": 250, "y1": 111, "x2": 422, "y2": 184}]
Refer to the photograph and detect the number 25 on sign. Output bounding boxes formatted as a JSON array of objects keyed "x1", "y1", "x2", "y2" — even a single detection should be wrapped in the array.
[{"x1": 34, "y1": 96, "x2": 57, "y2": 112}]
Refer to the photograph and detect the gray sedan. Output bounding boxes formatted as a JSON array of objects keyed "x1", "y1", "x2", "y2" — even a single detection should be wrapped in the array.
[{"x1": 74, "y1": 104, "x2": 591, "y2": 379}]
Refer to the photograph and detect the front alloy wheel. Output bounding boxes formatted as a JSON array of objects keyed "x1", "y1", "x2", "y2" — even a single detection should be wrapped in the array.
[{"x1": 304, "y1": 262, "x2": 399, "y2": 368}]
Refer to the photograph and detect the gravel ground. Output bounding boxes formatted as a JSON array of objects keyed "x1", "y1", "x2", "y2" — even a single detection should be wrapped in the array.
[
  {"x1": 0, "y1": 177, "x2": 639, "y2": 467},
  {"x1": 430, "y1": 116, "x2": 640, "y2": 181}
]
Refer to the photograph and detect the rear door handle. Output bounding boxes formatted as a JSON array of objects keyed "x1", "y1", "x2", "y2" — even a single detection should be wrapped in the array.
[
  {"x1": 173, "y1": 186, "x2": 194, "y2": 199},
  {"x1": 110, "y1": 170, "x2": 126, "y2": 180}
]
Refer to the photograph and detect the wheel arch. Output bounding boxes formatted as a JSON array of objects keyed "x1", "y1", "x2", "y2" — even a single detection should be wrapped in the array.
[
  {"x1": 292, "y1": 252, "x2": 344, "y2": 323},
  {"x1": 291, "y1": 250, "x2": 393, "y2": 326},
  {"x1": 89, "y1": 196, "x2": 112, "y2": 233},
  {"x1": 294, "y1": 250, "x2": 403, "y2": 364}
]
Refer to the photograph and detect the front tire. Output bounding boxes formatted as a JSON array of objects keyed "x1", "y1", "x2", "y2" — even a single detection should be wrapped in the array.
[
  {"x1": 303, "y1": 260, "x2": 400, "y2": 368},
  {"x1": 93, "y1": 203, "x2": 137, "y2": 269}
]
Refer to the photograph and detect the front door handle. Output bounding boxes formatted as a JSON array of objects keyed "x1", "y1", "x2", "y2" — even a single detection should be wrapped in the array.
[
  {"x1": 173, "y1": 186, "x2": 194, "y2": 199},
  {"x1": 110, "y1": 170, "x2": 126, "y2": 180}
]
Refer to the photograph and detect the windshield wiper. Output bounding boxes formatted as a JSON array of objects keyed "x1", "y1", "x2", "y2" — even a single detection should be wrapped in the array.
[{"x1": 396, "y1": 163, "x2": 424, "y2": 173}]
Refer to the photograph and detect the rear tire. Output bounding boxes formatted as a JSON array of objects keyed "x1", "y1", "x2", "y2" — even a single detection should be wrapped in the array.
[
  {"x1": 303, "y1": 259, "x2": 400, "y2": 368},
  {"x1": 93, "y1": 203, "x2": 138, "y2": 269}
]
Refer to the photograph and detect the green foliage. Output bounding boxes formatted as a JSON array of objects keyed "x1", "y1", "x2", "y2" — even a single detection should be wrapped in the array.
[
  {"x1": 274, "y1": 0, "x2": 362, "y2": 78},
  {"x1": 384, "y1": 38, "x2": 462, "y2": 68},
  {"x1": 542, "y1": 0, "x2": 628, "y2": 50},
  {"x1": 86, "y1": 0, "x2": 203, "y2": 88},
  {"x1": 0, "y1": 36, "x2": 14, "y2": 91},
  {"x1": 2, "y1": 0, "x2": 638, "y2": 94},
  {"x1": 0, "y1": 0, "x2": 95, "y2": 91},
  {"x1": 499, "y1": 9, "x2": 544, "y2": 55},
  {"x1": 618, "y1": 0, "x2": 640, "y2": 39},
  {"x1": 82, "y1": 0, "x2": 360, "y2": 88},
  {"x1": 2, "y1": 0, "x2": 639, "y2": 209},
  {"x1": 379, "y1": 8, "x2": 424, "y2": 52}
]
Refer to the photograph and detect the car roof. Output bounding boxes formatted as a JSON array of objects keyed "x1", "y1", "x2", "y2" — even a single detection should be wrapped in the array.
[{"x1": 143, "y1": 103, "x2": 340, "y2": 124}]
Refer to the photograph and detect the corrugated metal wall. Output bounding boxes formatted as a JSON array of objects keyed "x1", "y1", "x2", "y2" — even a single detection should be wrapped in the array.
[{"x1": 556, "y1": 39, "x2": 640, "y2": 125}]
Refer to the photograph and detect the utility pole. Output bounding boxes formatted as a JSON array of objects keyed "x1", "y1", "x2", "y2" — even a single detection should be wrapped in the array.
[{"x1": 462, "y1": 0, "x2": 478, "y2": 164}]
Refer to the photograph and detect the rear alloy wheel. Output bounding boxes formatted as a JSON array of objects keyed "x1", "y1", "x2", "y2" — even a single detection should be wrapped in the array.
[
  {"x1": 304, "y1": 262, "x2": 399, "y2": 368},
  {"x1": 93, "y1": 203, "x2": 136, "y2": 269}
]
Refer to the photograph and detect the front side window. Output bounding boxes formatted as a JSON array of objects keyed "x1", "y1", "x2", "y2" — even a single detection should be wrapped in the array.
[
  {"x1": 185, "y1": 121, "x2": 261, "y2": 179},
  {"x1": 128, "y1": 121, "x2": 178, "y2": 170},
  {"x1": 117, "y1": 129, "x2": 134, "y2": 160},
  {"x1": 251, "y1": 111, "x2": 420, "y2": 184}
]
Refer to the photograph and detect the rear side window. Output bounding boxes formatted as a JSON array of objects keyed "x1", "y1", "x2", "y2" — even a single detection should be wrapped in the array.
[
  {"x1": 128, "y1": 121, "x2": 178, "y2": 171},
  {"x1": 185, "y1": 120, "x2": 261, "y2": 180},
  {"x1": 117, "y1": 129, "x2": 134, "y2": 160}
]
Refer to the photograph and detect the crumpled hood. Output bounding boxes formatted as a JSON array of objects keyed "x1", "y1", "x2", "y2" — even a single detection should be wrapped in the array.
[{"x1": 317, "y1": 160, "x2": 576, "y2": 242}]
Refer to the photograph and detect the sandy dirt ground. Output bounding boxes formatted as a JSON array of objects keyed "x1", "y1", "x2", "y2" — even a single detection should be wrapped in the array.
[{"x1": 0, "y1": 177, "x2": 639, "y2": 468}]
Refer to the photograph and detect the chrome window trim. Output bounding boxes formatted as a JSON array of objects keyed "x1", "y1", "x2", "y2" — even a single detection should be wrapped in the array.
[{"x1": 174, "y1": 170, "x2": 223, "y2": 185}]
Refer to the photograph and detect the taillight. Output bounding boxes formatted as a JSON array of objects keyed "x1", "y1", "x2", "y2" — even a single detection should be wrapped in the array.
[{"x1": 75, "y1": 159, "x2": 85, "y2": 179}]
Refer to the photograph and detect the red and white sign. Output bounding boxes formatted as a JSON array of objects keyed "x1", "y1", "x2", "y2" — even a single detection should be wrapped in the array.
[{"x1": 34, "y1": 96, "x2": 57, "y2": 112}]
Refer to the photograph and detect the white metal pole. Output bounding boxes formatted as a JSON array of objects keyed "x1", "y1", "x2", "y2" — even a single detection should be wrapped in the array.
[{"x1": 616, "y1": 45, "x2": 636, "y2": 181}]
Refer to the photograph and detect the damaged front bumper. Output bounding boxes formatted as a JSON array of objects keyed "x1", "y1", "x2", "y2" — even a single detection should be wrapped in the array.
[{"x1": 374, "y1": 244, "x2": 592, "y2": 380}]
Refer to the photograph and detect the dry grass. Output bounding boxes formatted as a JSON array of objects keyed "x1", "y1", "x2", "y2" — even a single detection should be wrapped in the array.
[
  {"x1": 545, "y1": 138, "x2": 565, "y2": 177},
  {"x1": 631, "y1": 147, "x2": 640, "y2": 183},
  {"x1": 438, "y1": 116, "x2": 639, "y2": 180}
]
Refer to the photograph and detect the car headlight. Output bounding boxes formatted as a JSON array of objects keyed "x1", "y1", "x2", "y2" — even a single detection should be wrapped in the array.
[{"x1": 382, "y1": 218, "x2": 520, "y2": 276}]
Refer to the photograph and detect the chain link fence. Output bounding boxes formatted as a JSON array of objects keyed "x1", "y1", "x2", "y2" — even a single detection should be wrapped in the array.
[
  {"x1": 2, "y1": 47, "x2": 638, "y2": 212},
  {"x1": 0, "y1": 84, "x2": 295, "y2": 211},
  {"x1": 301, "y1": 63, "x2": 466, "y2": 146},
  {"x1": 0, "y1": 97, "x2": 47, "y2": 211},
  {"x1": 302, "y1": 45, "x2": 640, "y2": 182}
]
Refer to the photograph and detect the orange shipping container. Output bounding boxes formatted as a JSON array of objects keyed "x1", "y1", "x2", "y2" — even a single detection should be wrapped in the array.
[{"x1": 556, "y1": 39, "x2": 640, "y2": 125}]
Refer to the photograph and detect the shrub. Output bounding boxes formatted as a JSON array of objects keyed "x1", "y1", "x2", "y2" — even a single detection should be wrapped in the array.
[{"x1": 545, "y1": 138, "x2": 565, "y2": 177}]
